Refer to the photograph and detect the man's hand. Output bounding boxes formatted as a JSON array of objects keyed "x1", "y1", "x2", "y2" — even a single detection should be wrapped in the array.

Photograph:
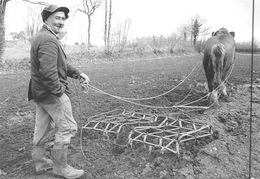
[{"x1": 79, "y1": 73, "x2": 90, "y2": 85}]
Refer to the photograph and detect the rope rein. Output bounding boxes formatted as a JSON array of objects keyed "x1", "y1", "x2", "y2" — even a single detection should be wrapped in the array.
[
  {"x1": 95, "y1": 62, "x2": 200, "y2": 101},
  {"x1": 82, "y1": 63, "x2": 234, "y2": 110}
]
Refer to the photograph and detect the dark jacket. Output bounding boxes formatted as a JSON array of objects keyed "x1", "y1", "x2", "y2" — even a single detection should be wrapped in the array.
[{"x1": 28, "y1": 25, "x2": 81, "y2": 101}]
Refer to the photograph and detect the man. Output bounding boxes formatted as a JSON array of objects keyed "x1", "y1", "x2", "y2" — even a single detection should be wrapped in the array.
[{"x1": 28, "y1": 4, "x2": 89, "y2": 179}]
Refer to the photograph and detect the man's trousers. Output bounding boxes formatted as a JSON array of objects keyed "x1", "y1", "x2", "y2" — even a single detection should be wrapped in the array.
[{"x1": 33, "y1": 93, "x2": 77, "y2": 149}]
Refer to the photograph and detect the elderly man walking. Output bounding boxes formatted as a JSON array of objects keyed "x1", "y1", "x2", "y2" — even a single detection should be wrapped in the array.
[{"x1": 28, "y1": 4, "x2": 89, "y2": 179}]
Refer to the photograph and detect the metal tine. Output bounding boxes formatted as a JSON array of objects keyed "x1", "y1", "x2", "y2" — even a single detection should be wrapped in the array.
[
  {"x1": 128, "y1": 139, "x2": 133, "y2": 148},
  {"x1": 159, "y1": 137, "x2": 163, "y2": 146},
  {"x1": 117, "y1": 124, "x2": 124, "y2": 133},
  {"x1": 158, "y1": 117, "x2": 168, "y2": 126},
  {"x1": 94, "y1": 121, "x2": 101, "y2": 129},
  {"x1": 128, "y1": 130, "x2": 133, "y2": 140},
  {"x1": 164, "y1": 139, "x2": 177, "y2": 149},
  {"x1": 132, "y1": 130, "x2": 175, "y2": 144},
  {"x1": 127, "y1": 131, "x2": 134, "y2": 148},
  {"x1": 148, "y1": 146, "x2": 153, "y2": 154},
  {"x1": 180, "y1": 133, "x2": 212, "y2": 143},
  {"x1": 176, "y1": 142, "x2": 180, "y2": 155},
  {"x1": 137, "y1": 129, "x2": 180, "y2": 139},
  {"x1": 117, "y1": 113, "x2": 154, "y2": 125},
  {"x1": 178, "y1": 126, "x2": 210, "y2": 141},
  {"x1": 154, "y1": 116, "x2": 158, "y2": 122},
  {"x1": 178, "y1": 120, "x2": 182, "y2": 127},
  {"x1": 179, "y1": 135, "x2": 196, "y2": 143},
  {"x1": 135, "y1": 124, "x2": 184, "y2": 135},
  {"x1": 143, "y1": 134, "x2": 147, "y2": 142},
  {"x1": 168, "y1": 119, "x2": 178, "y2": 126},
  {"x1": 132, "y1": 111, "x2": 157, "y2": 120},
  {"x1": 130, "y1": 131, "x2": 144, "y2": 141},
  {"x1": 129, "y1": 129, "x2": 180, "y2": 154},
  {"x1": 193, "y1": 123, "x2": 197, "y2": 130},
  {"x1": 140, "y1": 128, "x2": 176, "y2": 137},
  {"x1": 108, "y1": 123, "x2": 121, "y2": 133},
  {"x1": 95, "y1": 122, "x2": 110, "y2": 131},
  {"x1": 132, "y1": 135, "x2": 178, "y2": 154},
  {"x1": 83, "y1": 122, "x2": 91, "y2": 128},
  {"x1": 104, "y1": 122, "x2": 111, "y2": 131}
]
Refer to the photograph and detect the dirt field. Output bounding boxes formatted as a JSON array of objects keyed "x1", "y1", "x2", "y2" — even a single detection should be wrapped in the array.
[{"x1": 0, "y1": 53, "x2": 259, "y2": 179}]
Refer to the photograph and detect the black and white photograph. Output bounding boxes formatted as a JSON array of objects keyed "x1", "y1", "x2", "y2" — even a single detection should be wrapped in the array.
[{"x1": 0, "y1": 0, "x2": 259, "y2": 178}]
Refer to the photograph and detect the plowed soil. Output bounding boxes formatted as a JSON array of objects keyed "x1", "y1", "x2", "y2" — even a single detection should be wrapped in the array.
[{"x1": 0, "y1": 53, "x2": 259, "y2": 179}]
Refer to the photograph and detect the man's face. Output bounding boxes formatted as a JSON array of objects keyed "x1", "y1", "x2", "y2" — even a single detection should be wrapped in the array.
[{"x1": 45, "y1": 11, "x2": 66, "y2": 34}]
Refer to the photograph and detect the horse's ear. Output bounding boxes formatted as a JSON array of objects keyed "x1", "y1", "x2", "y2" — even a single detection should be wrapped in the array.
[
  {"x1": 230, "y1": 31, "x2": 235, "y2": 38},
  {"x1": 212, "y1": 32, "x2": 215, "y2": 36}
]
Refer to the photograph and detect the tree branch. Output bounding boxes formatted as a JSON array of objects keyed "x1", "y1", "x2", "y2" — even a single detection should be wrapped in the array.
[
  {"x1": 89, "y1": 0, "x2": 93, "y2": 8},
  {"x1": 21, "y1": 0, "x2": 47, "y2": 5},
  {"x1": 77, "y1": 8, "x2": 87, "y2": 14},
  {"x1": 1, "y1": 0, "x2": 11, "y2": 6}
]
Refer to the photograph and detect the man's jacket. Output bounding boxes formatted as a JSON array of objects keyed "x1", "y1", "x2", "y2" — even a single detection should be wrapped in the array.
[{"x1": 28, "y1": 25, "x2": 81, "y2": 101}]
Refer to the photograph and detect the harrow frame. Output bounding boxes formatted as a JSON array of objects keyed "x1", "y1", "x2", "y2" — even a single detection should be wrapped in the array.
[{"x1": 82, "y1": 110, "x2": 213, "y2": 155}]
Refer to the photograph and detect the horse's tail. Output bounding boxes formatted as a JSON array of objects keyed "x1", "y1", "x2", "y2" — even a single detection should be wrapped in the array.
[{"x1": 211, "y1": 43, "x2": 225, "y2": 89}]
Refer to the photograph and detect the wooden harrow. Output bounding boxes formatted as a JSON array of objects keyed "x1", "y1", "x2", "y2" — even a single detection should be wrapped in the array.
[{"x1": 82, "y1": 110, "x2": 213, "y2": 155}]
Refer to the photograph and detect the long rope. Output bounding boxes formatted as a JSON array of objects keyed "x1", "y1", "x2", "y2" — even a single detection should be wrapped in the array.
[
  {"x1": 95, "y1": 62, "x2": 200, "y2": 101},
  {"x1": 249, "y1": 0, "x2": 255, "y2": 178},
  {"x1": 88, "y1": 84, "x2": 209, "y2": 110},
  {"x1": 84, "y1": 62, "x2": 234, "y2": 110},
  {"x1": 180, "y1": 63, "x2": 234, "y2": 107}
]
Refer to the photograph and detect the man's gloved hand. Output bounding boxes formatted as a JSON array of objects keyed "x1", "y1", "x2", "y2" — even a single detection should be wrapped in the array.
[{"x1": 79, "y1": 73, "x2": 90, "y2": 85}]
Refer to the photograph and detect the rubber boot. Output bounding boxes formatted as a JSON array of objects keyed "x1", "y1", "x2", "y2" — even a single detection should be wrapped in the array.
[
  {"x1": 32, "y1": 146, "x2": 53, "y2": 174},
  {"x1": 51, "y1": 147, "x2": 85, "y2": 179}
]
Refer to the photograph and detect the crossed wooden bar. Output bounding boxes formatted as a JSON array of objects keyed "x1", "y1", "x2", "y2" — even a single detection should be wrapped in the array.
[{"x1": 83, "y1": 110, "x2": 213, "y2": 155}]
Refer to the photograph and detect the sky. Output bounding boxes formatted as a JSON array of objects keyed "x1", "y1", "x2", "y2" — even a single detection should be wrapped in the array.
[{"x1": 5, "y1": 0, "x2": 260, "y2": 46}]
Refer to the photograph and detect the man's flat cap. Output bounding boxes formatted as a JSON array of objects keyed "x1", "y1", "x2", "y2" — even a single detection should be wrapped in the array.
[{"x1": 41, "y1": 4, "x2": 69, "y2": 22}]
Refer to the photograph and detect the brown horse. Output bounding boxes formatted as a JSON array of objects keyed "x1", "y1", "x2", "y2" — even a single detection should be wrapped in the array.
[{"x1": 203, "y1": 27, "x2": 236, "y2": 105}]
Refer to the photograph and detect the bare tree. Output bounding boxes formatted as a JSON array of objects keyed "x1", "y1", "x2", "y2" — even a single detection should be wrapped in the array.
[
  {"x1": 104, "y1": 0, "x2": 107, "y2": 48},
  {"x1": 121, "y1": 18, "x2": 131, "y2": 46},
  {"x1": 113, "y1": 18, "x2": 131, "y2": 47},
  {"x1": 104, "y1": 0, "x2": 112, "y2": 52},
  {"x1": 113, "y1": 23, "x2": 121, "y2": 46},
  {"x1": 0, "y1": 0, "x2": 46, "y2": 64},
  {"x1": 178, "y1": 23, "x2": 195, "y2": 45},
  {"x1": 78, "y1": 0, "x2": 102, "y2": 50},
  {"x1": 190, "y1": 15, "x2": 209, "y2": 46},
  {"x1": 177, "y1": 15, "x2": 209, "y2": 46},
  {"x1": 107, "y1": 0, "x2": 112, "y2": 50},
  {"x1": 24, "y1": 5, "x2": 42, "y2": 41},
  {"x1": 177, "y1": 24, "x2": 190, "y2": 41},
  {"x1": 0, "y1": 0, "x2": 10, "y2": 64}
]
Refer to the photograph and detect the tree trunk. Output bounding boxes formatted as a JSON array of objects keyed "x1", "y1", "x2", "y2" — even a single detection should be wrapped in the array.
[
  {"x1": 87, "y1": 15, "x2": 91, "y2": 50},
  {"x1": 104, "y1": 0, "x2": 107, "y2": 49},
  {"x1": 107, "y1": 0, "x2": 112, "y2": 51},
  {"x1": 183, "y1": 32, "x2": 187, "y2": 41},
  {"x1": 190, "y1": 33, "x2": 193, "y2": 45},
  {"x1": 193, "y1": 35, "x2": 197, "y2": 46},
  {"x1": 0, "y1": 1, "x2": 7, "y2": 64}
]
